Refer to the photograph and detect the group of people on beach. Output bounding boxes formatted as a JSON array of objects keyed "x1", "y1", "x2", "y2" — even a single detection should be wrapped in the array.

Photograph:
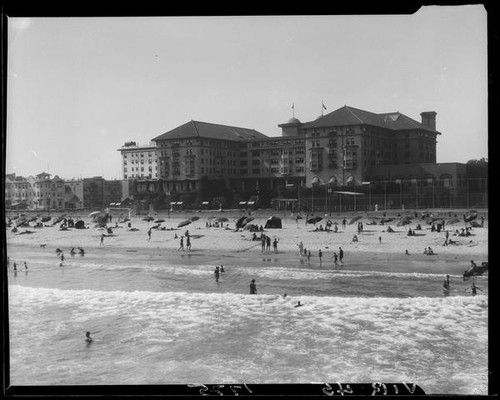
[
  {"x1": 296, "y1": 241, "x2": 344, "y2": 266},
  {"x1": 260, "y1": 235, "x2": 279, "y2": 253}
]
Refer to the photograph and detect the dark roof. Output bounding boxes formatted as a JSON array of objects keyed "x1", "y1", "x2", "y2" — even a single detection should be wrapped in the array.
[
  {"x1": 301, "y1": 105, "x2": 440, "y2": 134},
  {"x1": 151, "y1": 120, "x2": 269, "y2": 142}
]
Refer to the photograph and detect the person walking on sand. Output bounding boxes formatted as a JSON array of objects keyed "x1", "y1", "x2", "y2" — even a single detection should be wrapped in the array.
[
  {"x1": 147, "y1": 228, "x2": 152, "y2": 241},
  {"x1": 179, "y1": 236, "x2": 184, "y2": 251},
  {"x1": 186, "y1": 236, "x2": 191, "y2": 251},
  {"x1": 307, "y1": 250, "x2": 311, "y2": 263},
  {"x1": 60, "y1": 253, "x2": 65, "y2": 262},
  {"x1": 250, "y1": 279, "x2": 257, "y2": 294},
  {"x1": 339, "y1": 247, "x2": 344, "y2": 263},
  {"x1": 379, "y1": 236, "x2": 382, "y2": 244},
  {"x1": 261, "y1": 236, "x2": 266, "y2": 253},
  {"x1": 100, "y1": 234, "x2": 104, "y2": 246},
  {"x1": 266, "y1": 236, "x2": 271, "y2": 253},
  {"x1": 318, "y1": 249, "x2": 323, "y2": 266},
  {"x1": 24, "y1": 262, "x2": 28, "y2": 270},
  {"x1": 13, "y1": 262, "x2": 17, "y2": 271}
]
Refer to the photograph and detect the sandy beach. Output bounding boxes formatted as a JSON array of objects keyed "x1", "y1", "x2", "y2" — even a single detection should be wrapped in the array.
[{"x1": 6, "y1": 209, "x2": 488, "y2": 274}]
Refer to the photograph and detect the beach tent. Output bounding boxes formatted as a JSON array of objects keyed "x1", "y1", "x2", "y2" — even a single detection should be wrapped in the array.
[
  {"x1": 154, "y1": 219, "x2": 165, "y2": 223},
  {"x1": 264, "y1": 216, "x2": 282, "y2": 229},
  {"x1": 75, "y1": 220, "x2": 86, "y2": 229}
]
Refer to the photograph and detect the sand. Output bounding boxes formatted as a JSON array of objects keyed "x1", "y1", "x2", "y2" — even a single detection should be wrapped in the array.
[{"x1": 6, "y1": 209, "x2": 488, "y2": 276}]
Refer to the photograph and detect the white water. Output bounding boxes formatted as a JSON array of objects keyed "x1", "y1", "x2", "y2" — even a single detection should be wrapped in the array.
[{"x1": 7, "y1": 245, "x2": 488, "y2": 394}]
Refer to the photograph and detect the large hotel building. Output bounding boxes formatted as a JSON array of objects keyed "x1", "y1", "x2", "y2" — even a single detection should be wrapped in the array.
[{"x1": 118, "y1": 105, "x2": 441, "y2": 205}]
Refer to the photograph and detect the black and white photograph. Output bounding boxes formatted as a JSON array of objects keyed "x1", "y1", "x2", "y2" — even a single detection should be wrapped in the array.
[{"x1": 4, "y1": 5, "x2": 491, "y2": 396}]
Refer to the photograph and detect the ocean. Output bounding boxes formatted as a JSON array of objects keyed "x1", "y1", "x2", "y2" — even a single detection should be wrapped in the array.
[{"x1": 7, "y1": 243, "x2": 488, "y2": 394}]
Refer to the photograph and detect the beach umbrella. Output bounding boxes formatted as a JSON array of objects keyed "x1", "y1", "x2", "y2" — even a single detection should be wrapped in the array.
[
  {"x1": 236, "y1": 216, "x2": 247, "y2": 229},
  {"x1": 142, "y1": 216, "x2": 155, "y2": 222},
  {"x1": 216, "y1": 217, "x2": 229, "y2": 223},
  {"x1": 88, "y1": 211, "x2": 101, "y2": 218},
  {"x1": 41, "y1": 216, "x2": 51, "y2": 222},
  {"x1": 190, "y1": 216, "x2": 200, "y2": 222},
  {"x1": 469, "y1": 220, "x2": 482, "y2": 228},
  {"x1": 397, "y1": 217, "x2": 412, "y2": 227},
  {"x1": 154, "y1": 219, "x2": 165, "y2": 223},
  {"x1": 244, "y1": 223, "x2": 258, "y2": 231},
  {"x1": 27, "y1": 217, "x2": 38, "y2": 223},
  {"x1": 15, "y1": 218, "x2": 28, "y2": 227},
  {"x1": 307, "y1": 216, "x2": 322, "y2": 224},
  {"x1": 177, "y1": 219, "x2": 192, "y2": 228},
  {"x1": 349, "y1": 216, "x2": 363, "y2": 225},
  {"x1": 464, "y1": 210, "x2": 477, "y2": 222},
  {"x1": 446, "y1": 218, "x2": 461, "y2": 225},
  {"x1": 244, "y1": 216, "x2": 254, "y2": 225},
  {"x1": 425, "y1": 216, "x2": 440, "y2": 225},
  {"x1": 380, "y1": 218, "x2": 393, "y2": 224}
]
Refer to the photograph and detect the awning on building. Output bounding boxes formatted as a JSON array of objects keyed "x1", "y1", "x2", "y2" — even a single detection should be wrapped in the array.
[{"x1": 333, "y1": 191, "x2": 364, "y2": 196}]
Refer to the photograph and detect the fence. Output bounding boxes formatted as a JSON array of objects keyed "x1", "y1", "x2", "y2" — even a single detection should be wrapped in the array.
[{"x1": 292, "y1": 177, "x2": 488, "y2": 213}]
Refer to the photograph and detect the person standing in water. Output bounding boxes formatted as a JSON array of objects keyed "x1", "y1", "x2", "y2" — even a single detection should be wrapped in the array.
[
  {"x1": 214, "y1": 266, "x2": 220, "y2": 282},
  {"x1": 85, "y1": 332, "x2": 93, "y2": 343},
  {"x1": 250, "y1": 279, "x2": 257, "y2": 294}
]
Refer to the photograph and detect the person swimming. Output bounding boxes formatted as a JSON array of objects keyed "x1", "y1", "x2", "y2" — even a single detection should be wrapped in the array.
[
  {"x1": 85, "y1": 331, "x2": 93, "y2": 343},
  {"x1": 294, "y1": 301, "x2": 304, "y2": 308}
]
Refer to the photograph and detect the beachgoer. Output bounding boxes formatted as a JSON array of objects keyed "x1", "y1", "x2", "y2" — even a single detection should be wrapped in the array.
[
  {"x1": 470, "y1": 260, "x2": 477, "y2": 269},
  {"x1": 266, "y1": 236, "x2": 271, "y2": 253},
  {"x1": 352, "y1": 234, "x2": 358, "y2": 242},
  {"x1": 405, "y1": 249, "x2": 410, "y2": 255},
  {"x1": 273, "y1": 238, "x2": 278, "y2": 253},
  {"x1": 85, "y1": 331, "x2": 93, "y2": 343},
  {"x1": 318, "y1": 249, "x2": 323, "y2": 264},
  {"x1": 261, "y1": 236, "x2": 266, "y2": 253},
  {"x1": 147, "y1": 229, "x2": 152, "y2": 241},
  {"x1": 298, "y1": 241, "x2": 304, "y2": 256},
  {"x1": 60, "y1": 253, "x2": 65, "y2": 262},
  {"x1": 13, "y1": 262, "x2": 17, "y2": 271},
  {"x1": 214, "y1": 266, "x2": 220, "y2": 282},
  {"x1": 24, "y1": 262, "x2": 28, "y2": 270},
  {"x1": 179, "y1": 236, "x2": 184, "y2": 251},
  {"x1": 333, "y1": 252, "x2": 338, "y2": 265},
  {"x1": 307, "y1": 250, "x2": 311, "y2": 262},
  {"x1": 250, "y1": 279, "x2": 257, "y2": 294},
  {"x1": 295, "y1": 301, "x2": 303, "y2": 308},
  {"x1": 443, "y1": 275, "x2": 450, "y2": 291},
  {"x1": 339, "y1": 247, "x2": 344, "y2": 263},
  {"x1": 100, "y1": 234, "x2": 104, "y2": 246},
  {"x1": 220, "y1": 265, "x2": 225, "y2": 273}
]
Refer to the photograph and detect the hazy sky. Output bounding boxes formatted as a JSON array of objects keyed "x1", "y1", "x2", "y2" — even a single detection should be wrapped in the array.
[{"x1": 6, "y1": 6, "x2": 488, "y2": 180}]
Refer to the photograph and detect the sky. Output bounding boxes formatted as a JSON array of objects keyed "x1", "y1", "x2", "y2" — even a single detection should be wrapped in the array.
[{"x1": 5, "y1": 6, "x2": 488, "y2": 180}]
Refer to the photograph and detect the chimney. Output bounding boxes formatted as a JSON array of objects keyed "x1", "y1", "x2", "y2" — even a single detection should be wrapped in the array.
[{"x1": 420, "y1": 111, "x2": 437, "y2": 130}]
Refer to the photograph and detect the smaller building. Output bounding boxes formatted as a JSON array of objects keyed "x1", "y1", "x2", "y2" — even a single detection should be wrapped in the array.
[{"x1": 117, "y1": 141, "x2": 158, "y2": 180}]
